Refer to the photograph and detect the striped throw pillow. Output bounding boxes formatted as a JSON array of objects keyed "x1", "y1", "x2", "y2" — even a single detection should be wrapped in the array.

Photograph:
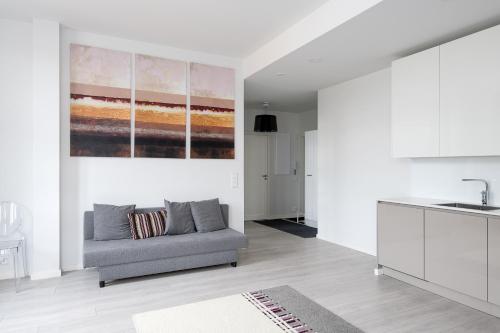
[{"x1": 128, "y1": 210, "x2": 167, "y2": 240}]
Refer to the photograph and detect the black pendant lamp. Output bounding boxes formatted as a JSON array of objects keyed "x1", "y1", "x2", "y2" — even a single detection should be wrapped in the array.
[{"x1": 254, "y1": 102, "x2": 278, "y2": 132}]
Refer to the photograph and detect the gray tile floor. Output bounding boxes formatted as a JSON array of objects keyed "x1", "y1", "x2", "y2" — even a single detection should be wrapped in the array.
[{"x1": 1, "y1": 221, "x2": 499, "y2": 332}]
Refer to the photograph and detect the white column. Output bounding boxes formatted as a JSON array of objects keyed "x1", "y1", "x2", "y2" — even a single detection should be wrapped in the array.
[{"x1": 31, "y1": 19, "x2": 61, "y2": 280}]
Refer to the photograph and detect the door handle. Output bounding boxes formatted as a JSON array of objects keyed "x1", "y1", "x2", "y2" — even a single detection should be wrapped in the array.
[
  {"x1": 262, "y1": 175, "x2": 268, "y2": 180},
  {"x1": 306, "y1": 174, "x2": 313, "y2": 177}
]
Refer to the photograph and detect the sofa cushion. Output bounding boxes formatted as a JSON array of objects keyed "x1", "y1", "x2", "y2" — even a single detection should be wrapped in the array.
[
  {"x1": 93, "y1": 204, "x2": 136, "y2": 241},
  {"x1": 190, "y1": 198, "x2": 226, "y2": 233},
  {"x1": 83, "y1": 228, "x2": 248, "y2": 268},
  {"x1": 164, "y1": 200, "x2": 196, "y2": 235},
  {"x1": 128, "y1": 210, "x2": 167, "y2": 240}
]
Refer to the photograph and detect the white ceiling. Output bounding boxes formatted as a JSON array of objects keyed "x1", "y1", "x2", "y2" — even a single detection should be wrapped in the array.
[
  {"x1": 245, "y1": 0, "x2": 500, "y2": 113},
  {"x1": 0, "y1": 0, "x2": 329, "y2": 57}
]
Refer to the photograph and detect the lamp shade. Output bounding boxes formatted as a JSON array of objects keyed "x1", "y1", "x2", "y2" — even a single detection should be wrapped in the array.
[{"x1": 254, "y1": 114, "x2": 278, "y2": 132}]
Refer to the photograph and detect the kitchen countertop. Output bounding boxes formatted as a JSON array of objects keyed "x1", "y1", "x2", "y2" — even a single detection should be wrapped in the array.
[{"x1": 379, "y1": 197, "x2": 500, "y2": 217}]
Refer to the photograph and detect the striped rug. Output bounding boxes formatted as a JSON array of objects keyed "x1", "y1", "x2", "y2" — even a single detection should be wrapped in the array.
[{"x1": 133, "y1": 285, "x2": 363, "y2": 333}]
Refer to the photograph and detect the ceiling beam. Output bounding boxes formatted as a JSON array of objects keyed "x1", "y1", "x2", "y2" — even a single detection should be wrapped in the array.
[{"x1": 242, "y1": 0, "x2": 382, "y2": 78}]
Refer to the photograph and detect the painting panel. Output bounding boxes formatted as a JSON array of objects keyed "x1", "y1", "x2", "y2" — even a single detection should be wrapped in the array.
[
  {"x1": 135, "y1": 54, "x2": 187, "y2": 158},
  {"x1": 190, "y1": 63, "x2": 235, "y2": 159},
  {"x1": 70, "y1": 44, "x2": 131, "y2": 157}
]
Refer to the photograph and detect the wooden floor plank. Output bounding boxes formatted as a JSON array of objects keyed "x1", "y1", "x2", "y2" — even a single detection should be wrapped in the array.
[{"x1": 0, "y1": 221, "x2": 498, "y2": 332}]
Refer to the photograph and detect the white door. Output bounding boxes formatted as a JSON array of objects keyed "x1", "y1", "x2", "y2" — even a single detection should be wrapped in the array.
[
  {"x1": 244, "y1": 135, "x2": 268, "y2": 220},
  {"x1": 304, "y1": 130, "x2": 317, "y2": 224}
]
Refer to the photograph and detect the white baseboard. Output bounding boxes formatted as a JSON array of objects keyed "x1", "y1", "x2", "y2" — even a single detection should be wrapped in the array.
[
  {"x1": 0, "y1": 271, "x2": 15, "y2": 280},
  {"x1": 30, "y1": 269, "x2": 61, "y2": 280},
  {"x1": 62, "y1": 264, "x2": 83, "y2": 272},
  {"x1": 302, "y1": 219, "x2": 317, "y2": 228},
  {"x1": 0, "y1": 262, "x2": 28, "y2": 280},
  {"x1": 246, "y1": 213, "x2": 305, "y2": 221},
  {"x1": 0, "y1": 272, "x2": 29, "y2": 279},
  {"x1": 268, "y1": 214, "x2": 294, "y2": 220},
  {"x1": 244, "y1": 214, "x2": 267, "y2": 221},
  {"x1": 316, "y1": 233, "x2": 328, "y2": 241}
]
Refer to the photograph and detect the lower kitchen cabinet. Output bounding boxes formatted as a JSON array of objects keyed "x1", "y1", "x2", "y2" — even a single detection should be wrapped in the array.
[
  {"x1": 489, "y1": 218, "x2": 500, "y2": 306},
  {"x1": 377, "y1": 203, "x2": 424, "y2": 279},
  {"x1": 425, "y1": 210, "x2": 487, "y2": 300}
]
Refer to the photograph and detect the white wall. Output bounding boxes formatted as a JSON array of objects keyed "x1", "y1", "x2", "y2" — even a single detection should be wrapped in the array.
[
  {"x1": 60, "y1": 29, "x2": 244, "y2": 271},
  {"x1": 244, "y1": 109, "x2": 317, "y2": 219},
  {"x1": 0, "y1": 19, "x2": 34, "y2": 279},
  {"x1": 317, "y1": 66, "x2": 500, "y2": 257},
  {"x1": 1, "y1": 20, "x2": 244, "y2": 278},
  {"x1": 410, "y1": 157, "x2": 500, "y2": 206},
  {"x1": 317, "y1": 68, "x2": 411, "y2": 255},
  {"x1": 31, "y1": 19, "x2": 61, "y2": 280},
  {"x1": 298, "y1": 110, "x2": 318, "y2": 134}
]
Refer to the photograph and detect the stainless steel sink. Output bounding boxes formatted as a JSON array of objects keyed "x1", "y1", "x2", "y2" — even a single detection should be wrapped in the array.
[{"x1": 436, "y1": 202, "x2": 500, "y2": 211}]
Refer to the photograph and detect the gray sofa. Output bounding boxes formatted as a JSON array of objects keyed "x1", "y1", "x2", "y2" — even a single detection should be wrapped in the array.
[{"x1": 83, "y1": 205, "x2": 248, "y2": 287}]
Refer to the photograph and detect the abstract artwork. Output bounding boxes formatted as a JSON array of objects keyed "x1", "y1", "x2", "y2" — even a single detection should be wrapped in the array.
[
  {"x1": 70, "y1": 45, "x2": 237, "y2": 160},
  {"x1": 135, "y1": 54, "x2": 187, "y2": 158},
  {"x1": 190, "y1": 63, "x2": 235, "y2": 159},
  {"x1": 70, "y1": 44, "x2": 132, "y2": 157}
]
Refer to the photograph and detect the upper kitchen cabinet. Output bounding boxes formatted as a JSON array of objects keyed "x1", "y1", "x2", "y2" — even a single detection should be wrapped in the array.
[
  {"x1": 440, "y1": 24, "x2": 500, "y2": 156},
  {"x1": 392, "y1": 47, "x2": 440, "y2": 158},
  {"x1": 391, "y1": 24, "x2": 500, "y2": 158}
]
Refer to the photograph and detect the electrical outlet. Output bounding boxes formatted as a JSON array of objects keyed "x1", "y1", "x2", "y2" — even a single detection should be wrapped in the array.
[{"x1": 230, "y1": 173, "x2": 239, "y2": 188}]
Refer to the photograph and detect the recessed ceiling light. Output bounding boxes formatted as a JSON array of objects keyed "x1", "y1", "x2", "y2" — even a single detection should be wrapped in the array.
[
  {"x1": 275, "y1": 72, "x2": 287, "y2": 77},
  {"x1": 308, "y1": 57, "x2": 323, "y2": 64}
]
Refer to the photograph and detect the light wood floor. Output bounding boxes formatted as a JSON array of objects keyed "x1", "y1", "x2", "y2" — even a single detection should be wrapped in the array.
[{"x1": 1, "y1": 222, "x2": 500, "y2": 332}]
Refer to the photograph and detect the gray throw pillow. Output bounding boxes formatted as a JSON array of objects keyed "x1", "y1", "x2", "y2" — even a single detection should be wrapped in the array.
[
  {"x1": 164, "y1": 200, "x2": 196, "y2": 235},
  {"x1": 190, "y1": 198, "x2": 226, "y2": 233},
  {"x1": 93, "y1": 204, "x2": 136, "y2": 241}
]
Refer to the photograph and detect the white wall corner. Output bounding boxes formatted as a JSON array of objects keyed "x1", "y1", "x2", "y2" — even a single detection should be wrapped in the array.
[
  {"x1": 317, "y1": 69, "x2": 410, "y2": 257},
  {"x1": 0, "y1": 19, "x2": 35, "y2": 280},
  {"x1": 32, "y1": 19, "x2": 61, "y2": 279}
]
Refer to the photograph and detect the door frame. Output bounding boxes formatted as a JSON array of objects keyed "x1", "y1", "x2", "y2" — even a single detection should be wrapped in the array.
[{"x1": 304, "y1": 130, "x2": 318, "y2": 224}]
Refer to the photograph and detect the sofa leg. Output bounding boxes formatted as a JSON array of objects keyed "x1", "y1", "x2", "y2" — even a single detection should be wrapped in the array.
[
  {"x1": 230, "y1": 262, "x2": 237, "y2": 267},
  {"x1": 99, "y1": 281, "x2": 105, "y2": 288}
]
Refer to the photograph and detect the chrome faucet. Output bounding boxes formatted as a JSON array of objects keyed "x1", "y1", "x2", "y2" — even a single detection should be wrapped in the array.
[{"x1": 462, "y1": 178, "x2": 489, "y2": 206}]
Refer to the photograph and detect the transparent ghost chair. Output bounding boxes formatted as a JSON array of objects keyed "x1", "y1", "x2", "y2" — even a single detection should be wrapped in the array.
[{"x1": 0, "y1": 201, "x2": 28, "y2": 292}]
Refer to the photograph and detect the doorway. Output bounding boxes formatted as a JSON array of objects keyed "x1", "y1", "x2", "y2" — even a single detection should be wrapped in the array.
[
  {"x1": 244, "y1": 133, "x2": 306, "y2": 222},
  {"x1": 243, "y1": 108, "x2": 318, "y2": 238}
]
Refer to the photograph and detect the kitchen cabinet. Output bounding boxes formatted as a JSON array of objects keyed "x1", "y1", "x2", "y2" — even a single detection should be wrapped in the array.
[
  {"x1": 377, "y1": 203, "x2": 424, "y2": 279},
  {"x1": 488, "y1": 218, "x2": 500, "y2": 306},
  {"x1": 391, "y1": 24, "x2": 500, "y2": 158},
  {"x1": 391, "y1": 47, "x2": 440, "y2": 158},
  {"x1": 439, "y1": 24, "x2": 500, "y2": 156},
  {"x1": 425, "y1": 210, "x2": 487, "y2": 300}
]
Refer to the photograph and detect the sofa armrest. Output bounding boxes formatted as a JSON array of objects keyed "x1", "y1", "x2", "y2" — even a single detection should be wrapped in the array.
[{"x1": 84, "y1": 211, "x2": 94, "y2": 240}]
